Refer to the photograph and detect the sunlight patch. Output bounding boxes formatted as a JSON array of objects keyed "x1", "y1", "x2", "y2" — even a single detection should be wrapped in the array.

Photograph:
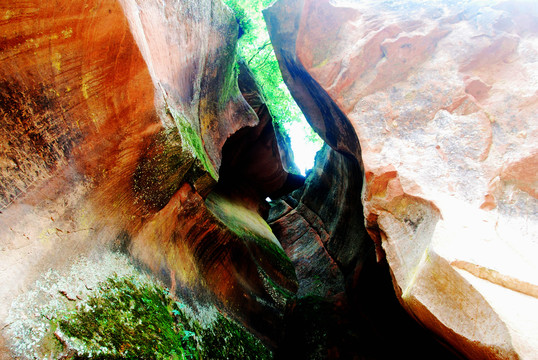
[{"x1": 285, "y1": 118, "x2": 323, "y2": 175}]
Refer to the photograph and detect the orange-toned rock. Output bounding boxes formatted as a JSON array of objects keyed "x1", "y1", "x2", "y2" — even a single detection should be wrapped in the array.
[
  {"x1": 266, "y1": 0, "x2": 538, "y2": 358},
  {"x1": 0, "y1": 0, "x2": 297, "y2": 352}
]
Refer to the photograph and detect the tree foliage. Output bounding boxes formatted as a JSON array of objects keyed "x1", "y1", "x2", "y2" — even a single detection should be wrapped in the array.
[{"x1": 224, "y1": 0, "x2": 323, "y2": 147}]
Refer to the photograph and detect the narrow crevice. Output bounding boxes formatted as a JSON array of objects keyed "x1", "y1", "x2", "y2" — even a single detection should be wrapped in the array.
[
  {"x1": 215, "y1": 59, "x2": 305, "y2": 219},
  {"x1": 259, "y1": 2, "x2": 465, "y2": 359}
]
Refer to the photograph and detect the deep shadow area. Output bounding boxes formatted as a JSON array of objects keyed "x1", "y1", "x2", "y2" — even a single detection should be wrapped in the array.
[
  {"x1": 217, "y1": 60, "x2": 305, "y2": 218},
  {"x1": 276, "y1": 251, "x2": 461, "y2": 360},
  {"x1": 267, "y1": 146, "x2": 460, "y2": 359}
]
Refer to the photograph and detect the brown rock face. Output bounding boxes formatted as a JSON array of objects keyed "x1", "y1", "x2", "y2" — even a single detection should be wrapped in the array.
[
  {"x1": 268, "y1": 144, "x2": 458, "y2": 359},
  {"x1": 218, "y1": 60, "x2": 304, "y2": 213},
  {"x1": 0, "y1": 0, "x2": 298, "y2": 350},
  {"x1": 268, "y1": 145, "x2": 369, "y2": 298},
  {"x1": 266, "y1": 0, "x2": 538, "y2": 358}
]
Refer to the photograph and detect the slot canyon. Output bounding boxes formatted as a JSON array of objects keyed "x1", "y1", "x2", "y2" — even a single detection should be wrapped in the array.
[{"x1": 0, "y1": 0, "x2": 537, "y2": 359}]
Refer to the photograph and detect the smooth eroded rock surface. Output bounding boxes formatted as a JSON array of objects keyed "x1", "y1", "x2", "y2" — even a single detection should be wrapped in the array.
[
  {"x1": 268, "y1": 144, "x2": 369, "y2": 298},
  {"x1": 266, "y1": 0, "x2": 538, "y2": 358},
  {"x1": 0, "y1": 0, "x2": 298, "y2": 353}
]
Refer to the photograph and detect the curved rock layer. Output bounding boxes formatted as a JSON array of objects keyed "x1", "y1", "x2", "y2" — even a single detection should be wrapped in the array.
[
  {"x1": 265, "y1": 0, "x2": 538, "y2": 358},
  {"x1": 268, "y1": 145, "x2": 369, "y2": 298},
  {"x1": 0, "y1": 0, "x2": 298, "y2": 351},
  {"x1": 218, "y1": 60, "x2": 305, "y2": 213},
  {"x1": 268, "y1": 144, "x2": 459, "y2": 359}
]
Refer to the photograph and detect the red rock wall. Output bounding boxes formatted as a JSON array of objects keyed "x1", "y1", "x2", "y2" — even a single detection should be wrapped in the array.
[
  {"x1": 268, "y1": 145, "x2": 368, "y2": 298},
  {"x1": 266, "y1": 0, "x2": 538, "y2": 358},
  {"x1": 0, "y1": 0, "x2": 297, "y2": 351},
  {"x1": 0, "y1": 0, "x2": 165, "y2": 326}
]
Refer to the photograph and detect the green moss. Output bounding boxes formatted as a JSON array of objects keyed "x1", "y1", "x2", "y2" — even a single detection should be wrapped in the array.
[
  {"x1": 58, "y1": 276, "x2": 197, "y2": 358},
  {"x1": 205, "y1": 192, "x2": 274, "y2": 240},
  {"x1": 217, "y1": 37, "x2": 242, "y2": 110},
  {"x1": 253, "y1": 236, "x2": 297, "y2": 291},
  {"x1": 200, "y1": 314, "x2": 272, "y2": 360},
  {"x1": 133, "y1": 129, "x2": 195, "y2": 209},
  {"x1": 166, "y1": 106, "x2": 218, "y2": 181},
  {"x1": 36, "y1": 322, "x2": 64, "y2": 357},
  {"x1": 57, "y1": 275, "x2": 272, "y2": 359},
  {"x1": 205, "y1": 192, "x2": 292, "y2": 273},
  {"x1": 205, "y1": 192, "x2": 297, "y2": 299}
]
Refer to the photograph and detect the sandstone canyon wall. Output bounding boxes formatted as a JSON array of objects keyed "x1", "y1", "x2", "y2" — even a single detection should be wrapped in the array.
[
  {"x1": 1, "y1": 0, "x2": 537, "y2": 358},
  {"x1": 265, "y1": 0, "x2": 538, "y2": 359},
  {"x1": 0, "y1": 0, "x2": 299, "y2": 356}
]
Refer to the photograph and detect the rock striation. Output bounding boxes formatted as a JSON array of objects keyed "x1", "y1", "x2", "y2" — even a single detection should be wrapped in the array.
[
  {"x1": 2, "y1": 0, "x2": 538, "y2": 358},
  {"x1": 268, "y1": 144, "x2": 457, "y2": 360},
  {"x1": 268, "y1": 144, "x2": 369, "y2": 299},
  {"x1": 265, "y1": 0, "x2": 538, "y2": 358},
  {"x1": 0, "y1": 0, "x2": 299, "y2": 353}
]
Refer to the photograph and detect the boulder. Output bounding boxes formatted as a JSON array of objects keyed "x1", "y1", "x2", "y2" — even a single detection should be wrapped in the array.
[{"x1": 265, "y1": 0, "x2": 538, "y2": 358}]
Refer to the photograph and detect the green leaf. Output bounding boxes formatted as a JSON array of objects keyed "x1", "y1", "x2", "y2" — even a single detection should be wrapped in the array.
[{"x1": 223, "y1": 0, "x2": 323, "y2": 163}]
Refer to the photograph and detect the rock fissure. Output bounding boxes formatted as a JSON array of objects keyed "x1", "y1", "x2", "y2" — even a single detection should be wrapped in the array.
[
  {"x1": 264, "y1": 0, "x2": 538, "y2": 358},
  {"x1": 452, "y1": 260, "x2": 538, "y2": 299},
  {"x1": 1, "y1": 0, "x2": 537, "y2": 359}
]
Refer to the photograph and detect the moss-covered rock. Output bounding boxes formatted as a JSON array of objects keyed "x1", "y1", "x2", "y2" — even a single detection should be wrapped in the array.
[
  {"x1": 205, "y1": 191, "x2": 298, "y2": 300},
  {"x1": 6, "y1": 253, "x2": 272, "y2": 359},
  {"x1": 57, "y1": 275, "x2": 273, "y2": 359},
  {"x1": 58, "y1": 276, "x2": 195, "y2": 358}
]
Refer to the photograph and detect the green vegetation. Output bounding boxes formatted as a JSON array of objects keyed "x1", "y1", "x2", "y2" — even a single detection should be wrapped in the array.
[
  {"x1": 56, "y1": 275, "x2": 272, "y2": 359},
  {"x1": 224, "y1": 0, "x2": 323, "y2": 147},
  {"x1": 7, "y1": 254, "x2": 272, "y2": 359},
  {"x1": 166, "y1": 105, "x2": 218, "y2": 180}
]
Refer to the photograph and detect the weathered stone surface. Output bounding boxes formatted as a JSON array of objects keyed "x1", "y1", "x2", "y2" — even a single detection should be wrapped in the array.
[
  {"x1": 268, "y1": 144, "x2": 370, "y2": 298},
  {"x1": 263, "y1": 1, "x2": 362, "y2": 162},
  {"x1": 266, "y1": 0, "x2": 538, "y2": 358},
  {"x1": 0, "y1": 0, "x2": 297, "y2": 353}
]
